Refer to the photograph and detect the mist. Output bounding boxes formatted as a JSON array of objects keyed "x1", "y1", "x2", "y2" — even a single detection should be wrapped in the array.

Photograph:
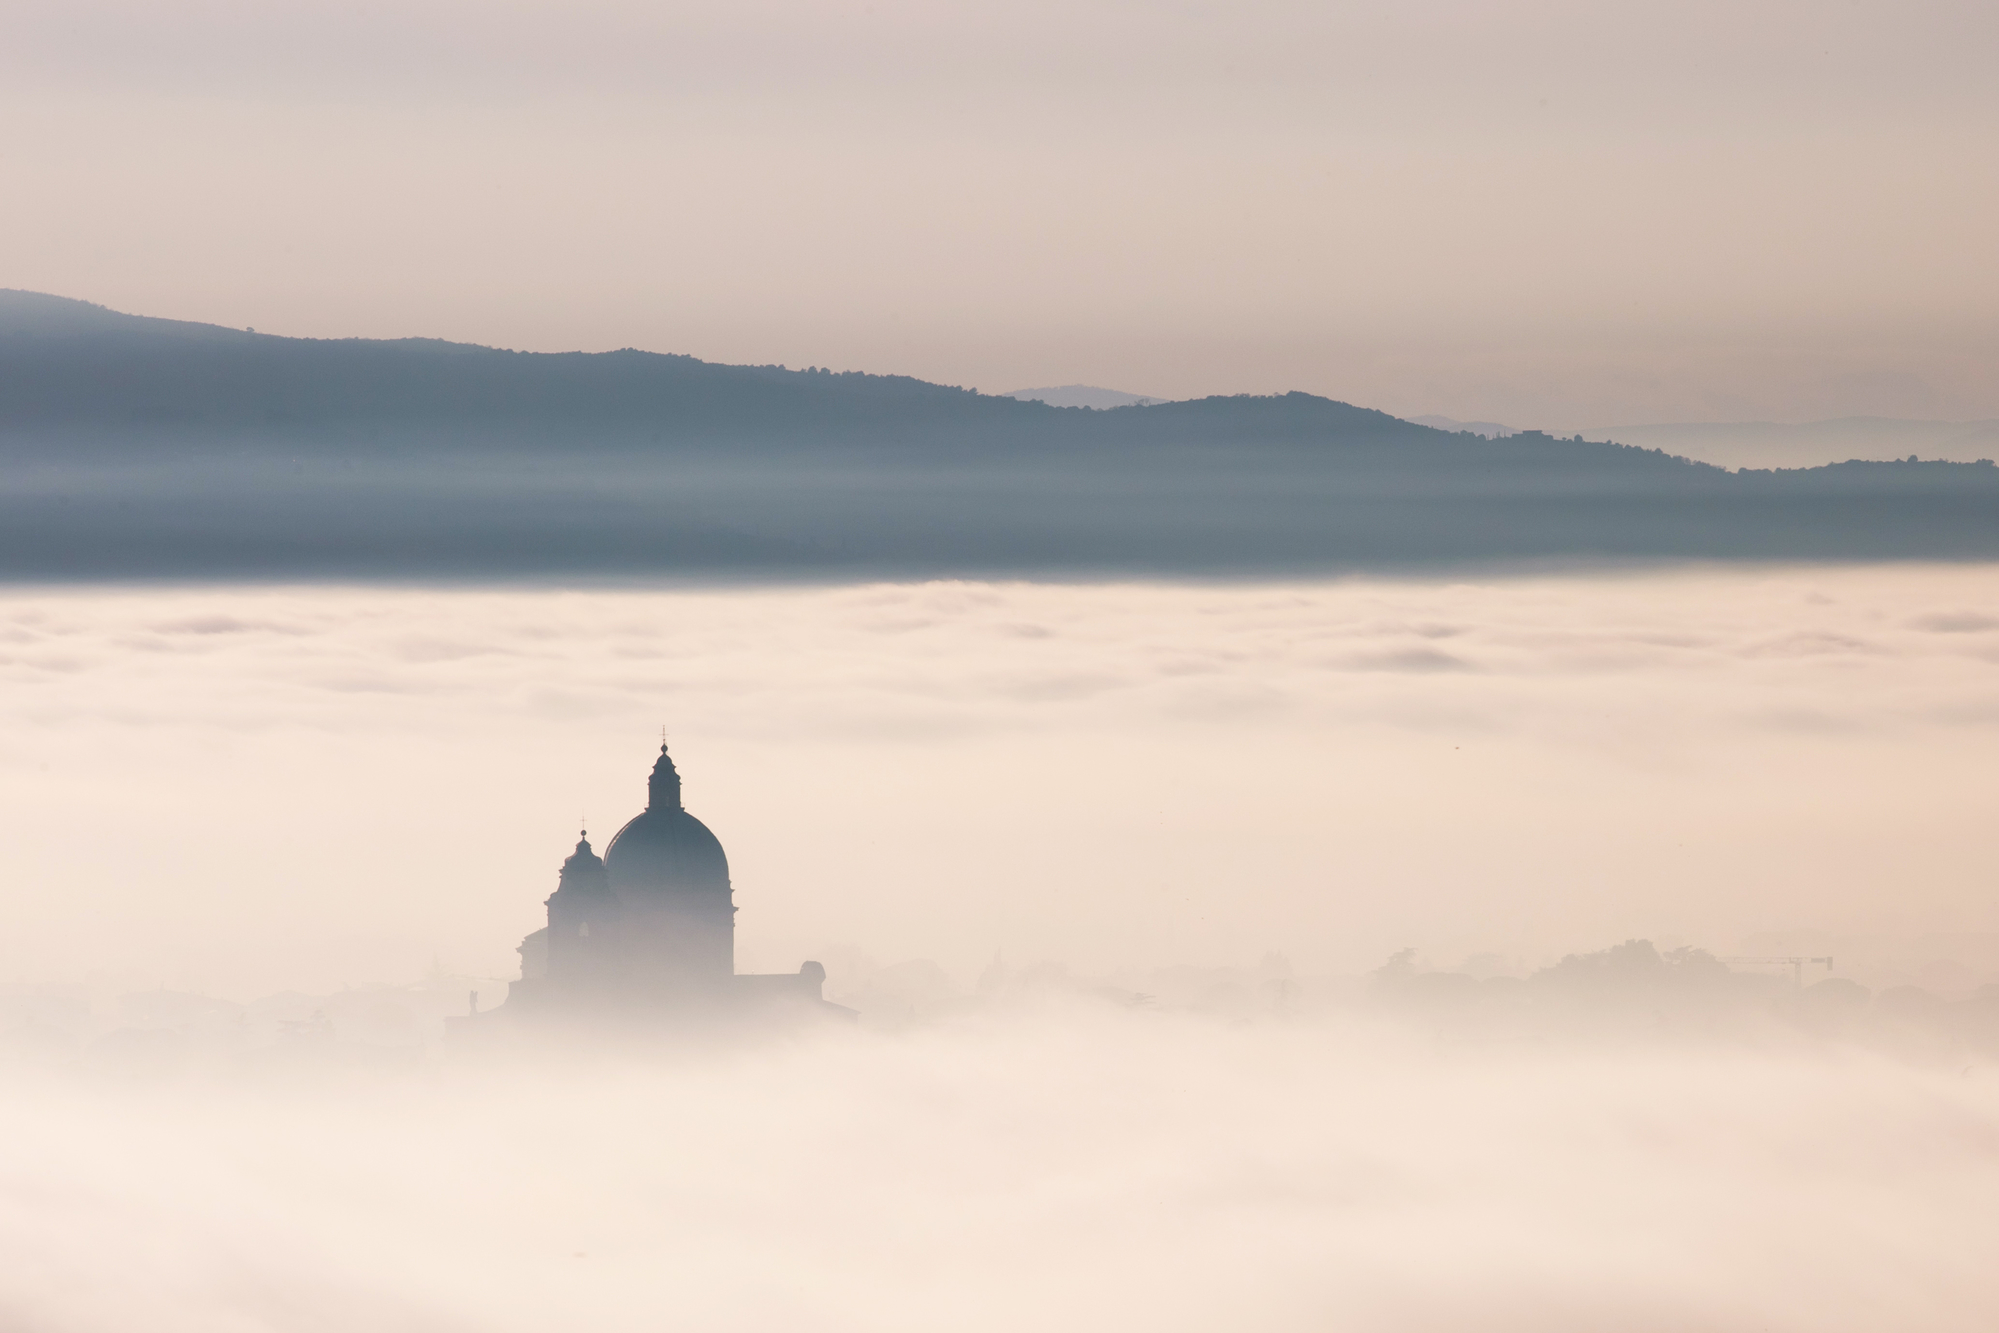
[
  {"x1": 6, "y1": 1003, "x2": 1999, "y2": 1333},
  {"x1": 10, "y1": 0, "x2": 1997, "y2": 1313},
  {"x1": 4, "y1": 566, "x2": 1996, "y2": 997},
  {"x1": 5, "y1": 565, "x2": 1999, "y2": 1328}
]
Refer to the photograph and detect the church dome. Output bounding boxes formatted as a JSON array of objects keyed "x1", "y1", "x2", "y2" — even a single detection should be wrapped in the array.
[
  {"x1": 562, "y1": 833, "x2": 604, "y2": 875},
  {"x1": 605, "y1": 744, "x2": 731, "y2": 898},
  {"x1": 552, "y1": 833, "x2": 610, "y2": 896}
]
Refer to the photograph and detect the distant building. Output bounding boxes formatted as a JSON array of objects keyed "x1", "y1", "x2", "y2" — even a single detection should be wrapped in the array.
[{"x1": 501, "y1": 743, "x2": 847, "y2": 1024}]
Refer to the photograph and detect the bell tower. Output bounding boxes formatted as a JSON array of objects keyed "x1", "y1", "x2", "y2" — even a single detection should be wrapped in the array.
[{"x1": 543, "y1": 831, "x2": 621, "y2": 998}]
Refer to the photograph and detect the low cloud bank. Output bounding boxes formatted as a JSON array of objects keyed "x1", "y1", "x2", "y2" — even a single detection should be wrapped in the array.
[
  {"x1": 7, "y1": 936, "x2": 1995, "y2": 1092},
  {"x1": 0, "y1": 567, "x2": 1997, "y2": 994},
  {"x1": 2, "y1": 1004, "x2": 1997, "y2": 1333},
  {"x1": 0, "y1": 555, "x2": 1992, "y2": 1332}
]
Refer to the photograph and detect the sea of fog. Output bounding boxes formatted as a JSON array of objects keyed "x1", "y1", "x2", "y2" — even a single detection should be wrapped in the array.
[
  {"x1": 2, "y1": 566, "x2": 1995, "y2": 998},
  {"x1": 2, "y1": 566, "x2": 1997, "y2": 1330},
  {"x1": 5, "y1": 1010, "x2": 1999, "y2": 1333}
]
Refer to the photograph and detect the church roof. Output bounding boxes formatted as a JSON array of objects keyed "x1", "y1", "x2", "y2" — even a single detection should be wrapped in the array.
[
  {"x1": 562, "y1": 833, "x2": 602, "y2": 871},
  {"x1": 604, "y1": 743, "x2": 730, "y2": 896},
  {"x1": 548, "y1": 830, "x2": 612, "y2": 904}
]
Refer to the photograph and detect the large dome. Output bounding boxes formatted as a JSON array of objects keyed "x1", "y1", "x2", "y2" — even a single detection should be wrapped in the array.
[{"x1": 604, "y1": 744, "x2": 731, "y2": 898}]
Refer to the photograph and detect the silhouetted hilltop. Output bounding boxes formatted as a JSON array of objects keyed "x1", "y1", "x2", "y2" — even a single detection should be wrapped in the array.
[
  {"x1": 0, "y1": 290, "x2": 1008, "y2": 437},
  {"x1": 0, "y1": 289, "x2": 252, "y2": 342},
  {"x1": 1, "y1": 290, "x2": 1995, "y2": 579},
  {"x1": 0, "y1": 290, "x2": 1685, "y2": 472},
  {"x1": 1002, "y1": 385, "x2": 1164, "y2": 409}
]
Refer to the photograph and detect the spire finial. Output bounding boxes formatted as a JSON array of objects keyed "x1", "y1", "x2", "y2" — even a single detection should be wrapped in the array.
[{"x1": 647, "y1": 734, "x2": 683, "y2": 810}]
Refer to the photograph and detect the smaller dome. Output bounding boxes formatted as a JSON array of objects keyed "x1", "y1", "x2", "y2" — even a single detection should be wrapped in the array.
[{"x1": 554, "y1": 832, "x2": 610, "y2": 897}]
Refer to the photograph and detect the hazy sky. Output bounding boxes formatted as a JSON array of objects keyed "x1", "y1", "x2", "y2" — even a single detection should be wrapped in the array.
[
  {"x1": 4, "y1": 568, "x2": 1996, "y2": 1000},
  {"x1": 3, "y1": 0, "x2": 1994, "y2": 427}
]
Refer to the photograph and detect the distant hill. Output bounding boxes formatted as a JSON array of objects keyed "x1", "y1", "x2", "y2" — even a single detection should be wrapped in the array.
[
  {"x1": 1406, "y1": 414, "x2": 1518, "y2": 439},
  {"x1": 1583, "y1": 418, "x2": 1999, "y2": 470},
  {"x1": 1, "y1": 290, "x2": 1995, "y2": 580},
  {"x1": 0, "y1": 289, "x2": 245, "y2": 339},
  {"x1": 1002, "y1": 385, "x2": 1167, "y2": 409}
]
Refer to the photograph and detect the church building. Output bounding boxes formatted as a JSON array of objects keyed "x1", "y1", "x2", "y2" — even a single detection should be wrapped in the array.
[{"x1": 503, "y1": 743, "x2": 842, "y2": 1022}]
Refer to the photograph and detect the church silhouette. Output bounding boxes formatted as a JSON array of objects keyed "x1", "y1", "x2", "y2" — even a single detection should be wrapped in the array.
[{"x1": 500, "y1": 743, "x2": 846, "y2": 1023}]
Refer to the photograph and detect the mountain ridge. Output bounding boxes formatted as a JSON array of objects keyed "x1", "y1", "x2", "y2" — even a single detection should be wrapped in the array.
[
  {"x1": 1, "y1": 290, "x2": 1994, "y2": 579},
  {"x1": 0, "y1": 290, "x2": 1728, "y2": 488}
]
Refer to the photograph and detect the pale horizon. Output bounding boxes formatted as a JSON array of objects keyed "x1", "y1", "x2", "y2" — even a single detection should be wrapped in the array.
[{"x1": 4, "y1": 0, "x2": 1994, "y2": 430}]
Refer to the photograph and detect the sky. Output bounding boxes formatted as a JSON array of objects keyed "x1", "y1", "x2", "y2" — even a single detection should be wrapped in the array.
[
  {"x1": 2, "y1": 0, "x2": 1995, "y2": 428},
  {"x1": 4, "y1": 568, "x2": 1996, "y2": 1002}
]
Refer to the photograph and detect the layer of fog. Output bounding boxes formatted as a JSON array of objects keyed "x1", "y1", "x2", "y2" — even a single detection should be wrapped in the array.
[
  {"x1": 6, "y1": 1004, "x2": 1999, "y2": 1333},
  {"x1": 14, "y1": 441, "x2": 1996, "y2": 577},
  {"x1": 1, "y1": 566, "x2": 1995, "y2": 1005},
  {"x1": 5, "y1": 567, "x2": 1999, "y2": 1330}
]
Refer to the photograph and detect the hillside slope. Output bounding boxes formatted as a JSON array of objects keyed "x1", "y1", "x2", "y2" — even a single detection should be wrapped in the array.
[{"x1": 1, "y1": 291, "x2": 1993, "y2": 579}]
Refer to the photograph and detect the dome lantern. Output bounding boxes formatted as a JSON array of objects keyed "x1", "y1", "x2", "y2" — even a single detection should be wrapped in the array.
[{"x1": 648, "y1": 743, "x2": 682, "y2": 811}]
